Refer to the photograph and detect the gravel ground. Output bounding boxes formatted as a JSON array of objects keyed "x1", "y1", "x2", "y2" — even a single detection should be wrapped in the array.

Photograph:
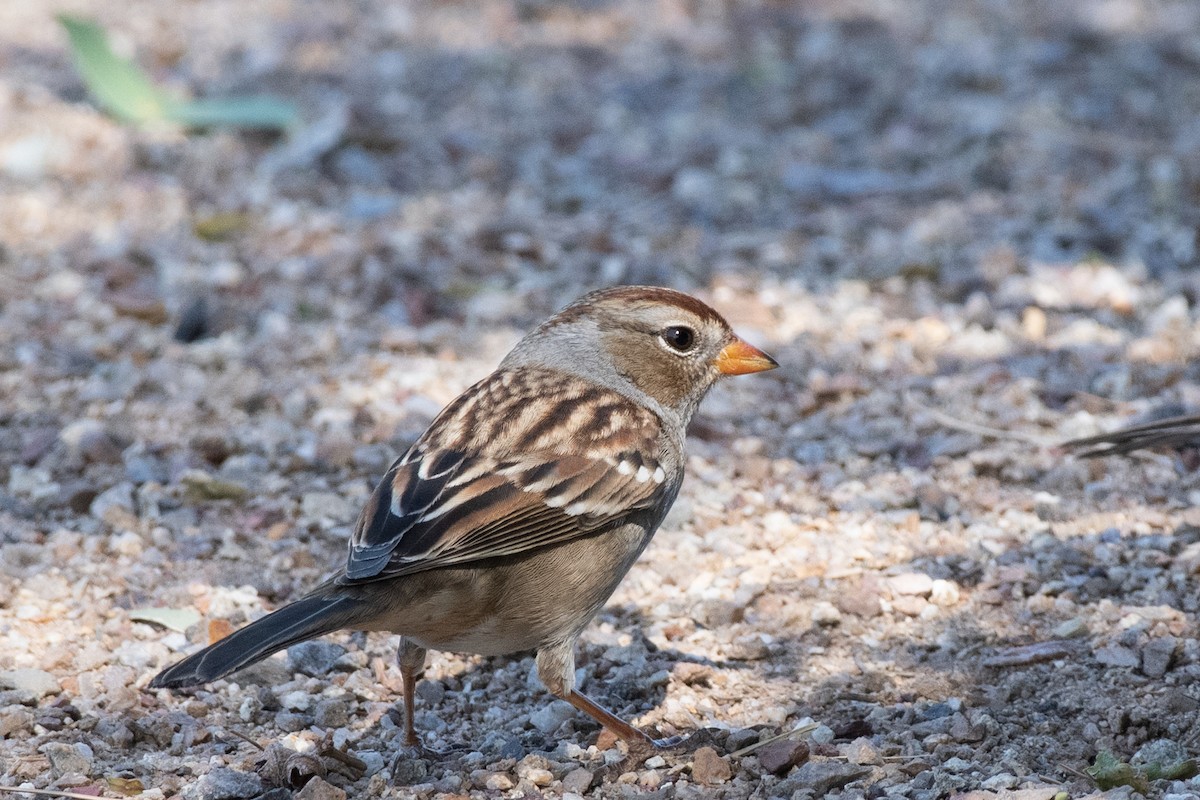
[{"x1": 5, "y1": 1, "x2": 1200, "y2": 798}]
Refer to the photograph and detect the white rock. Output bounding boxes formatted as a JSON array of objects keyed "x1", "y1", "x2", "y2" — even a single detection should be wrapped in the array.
[
  {"x1": 812, "y1": 601, "x2": 843, "y2": 626},
  {"x1": 889, "y1": 572, "x2": 934, "y2": 596},
  {"x1": 0, "y1": 669, "x2": 60, "y2": 697},
  {"x1": 8, "y1": 466, "x2": 59, "y2": 502},
  {"x1": 929, "y1": 579, "x2": 961, "y2": 606},
  {"x1": 281, "y1": 690, "x2": 313, "y2": 711}
]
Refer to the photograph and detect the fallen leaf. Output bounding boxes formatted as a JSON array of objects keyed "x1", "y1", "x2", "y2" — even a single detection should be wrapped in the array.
[{"x1": 129, "y1": 607, "x2": 201, "y2": 632}]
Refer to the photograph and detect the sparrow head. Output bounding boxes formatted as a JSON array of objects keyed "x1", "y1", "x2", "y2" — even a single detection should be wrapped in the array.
[{"x1": 503, "y1": 286, "x2": 777, "y2": 422}]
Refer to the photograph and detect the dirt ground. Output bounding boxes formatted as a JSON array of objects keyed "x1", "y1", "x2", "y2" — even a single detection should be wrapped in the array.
[{"x1": 4, "y1": 1, "x2": 1200, "y2": 798}]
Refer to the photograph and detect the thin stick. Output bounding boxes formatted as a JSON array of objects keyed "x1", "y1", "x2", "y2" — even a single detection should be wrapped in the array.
[
  {"x1": 223, "y1": 726, "x2": 265, "y2": 751},
  {"x1": 0, "y1": 788, "x2": 116, "y2": 800},
  {"x1": 905, "y1": 394, "x2": 1053, "y2": 446},
  {"x1": 728, "y1": 722, "x2": 818, "y2": 758},
  {"x1": 322, "y1": 746, "x2": 367, "y2": 773},
  {"x1": 1058, "y1": 762, "x2": 1094, "y2": 784}
]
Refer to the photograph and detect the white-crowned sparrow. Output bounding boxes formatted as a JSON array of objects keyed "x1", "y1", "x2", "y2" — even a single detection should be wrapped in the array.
[{"x1": 151, "y1": 285, "x2": 777, "y2": 754}]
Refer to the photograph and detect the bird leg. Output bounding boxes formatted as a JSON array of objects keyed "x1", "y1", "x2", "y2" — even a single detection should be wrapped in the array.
[
  {"x1": 560, "y1": 689, "x2": 685, "y2": 749},
  {"x1": 397, "y1": 638, "x2": 427, "y2": 747},
  {"x1": 536, "y1": 642, "x2": 683, "y2": 758}
]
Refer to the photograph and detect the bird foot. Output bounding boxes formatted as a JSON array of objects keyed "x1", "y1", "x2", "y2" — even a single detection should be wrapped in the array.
[
  {"x1": 392, "y1": 739, "x2": 463, "y2": 761},
  {"x1": 620, "y1": 727, "x2": 717, "y2": 767},
  {"x1": 389, "y1": 739, "x2": 466, "y2": 783}
]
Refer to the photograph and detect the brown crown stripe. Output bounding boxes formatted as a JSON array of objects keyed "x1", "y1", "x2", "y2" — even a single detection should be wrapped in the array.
[{"x1": 545, "y1": 286, "x2": 730, "y2": 329}]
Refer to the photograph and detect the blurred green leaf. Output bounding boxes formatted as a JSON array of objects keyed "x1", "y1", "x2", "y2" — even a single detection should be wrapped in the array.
[
  {"x1": 58, "y1": 14, "x2": 170, "y2": 123},
  {"x1": 169, "y1": 96, "x2": 298, "y2": 131},
  {"x1": 58, "y1": 15, "x2": 297, "y2": 132},
  {"x1": 193, "y1": 210, "x2": 254, "y2": 242},
  {"x1": 1141, "y1": 756, "x2": 1198, "y2": 781},
  {"x1": 1086, "y1": 751, "x2": 1151, "y2": 793}
]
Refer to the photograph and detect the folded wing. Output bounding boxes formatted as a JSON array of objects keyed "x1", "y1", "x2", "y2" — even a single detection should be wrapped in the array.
[{"x1": 342, "y1": 369, "x2": 671, "y2": 582}]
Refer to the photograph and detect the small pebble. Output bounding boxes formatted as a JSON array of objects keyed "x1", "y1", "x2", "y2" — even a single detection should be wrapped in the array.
[
  {"x1": 639, "y1": 769, "x2": 662, "y2": 788},
  {"x1": 40, "y1": 741, "x2": 93, "y2": 778},
  {"x1": 1142, "y1": 636, "x2": 1178, "y2": 678},
  {"x1": 778, "y1": 762, "x2": 871, "y2": 796},
  {"x1": 287, "y1": 642, "x2": 348, "y2": 677},
  {"x1": 812, "y1": 601, "x2": 843, "y2": 626},
  {"x1": 529, "y1": 700, "x2": 575, "y2": 734},
  {"x1": 0, "y1": 669, "x2": 60, "y2": 698},
  {"x1": 843, "y1": 737, "x2": 882, "y2": 765},
  {"x1": 294, "y1": 776, "x2": 347, "y2": 800},
  {"x1": 691, "y1": 746, "x2": 731, "y2": 785},
  {"x1": 758, "y1": 739, "x2": 810, "y2": 775},
  {"x1": 561, "y1": 767, "x2": 594, "y2": 794},
  {"x1": 182, "y1": 767, "x2": 263, "y2": 800},
  {"x1": 484, "y1": 772, "x2": 515, "y2": 791},
  {"x1": 1094, "y1": 645, "x2": 1140, "y2": 669},
  {"x1": 313, "y1": 698, "x2": 349, "y2": 728},
  {"x1": 889, "y1": 572, "x2": 935, "y2": 596}
]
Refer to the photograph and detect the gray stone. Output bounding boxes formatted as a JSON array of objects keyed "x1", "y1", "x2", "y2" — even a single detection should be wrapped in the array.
[
  {"x1": 391, "y1": 756, "x2": 430, "y2": 785},
  {"x1": 60, "y1": 419, "x2": 122, "y2": 463},
  {"x1": 41, "y1": 741, "x2": 93, "y2": 778},
  {"x1": 301, "y1": 491, "x2": 357, "y2": 524},
  {"x1": 218, "y1": 453, "x2": 270, "y2": 486},
  {"x1": 8, "y1": 465, "x2": 59, "y2": 502},
  {"x1": 1142, "y1": 636, "x2": 1179, "y2": 678},
  {"x1": 0, "y1": 707, "x2": 33, "y2": 737},
  {"x1": 357, "y1": 750, "x2": 386, "y2": 777},
  {"x1": 1132, "y1": 737, "x2": 1189, "y2": 768},
  {"x1": 1095, "y1": 645, "x2": 1140, "y2": 668},
  {"x1": 415, "y1": 679, "x2": 446, "y2": 705},
  {"x1": 529, "y1": 700, "x2": 575, "y2": 734},
  {"x1": 561, "y1": 767, "x2": 595, "y2": 794},
  {"x1": 313, "y1": 698, "x2": 349, "y2": 728},
  {"x1": 0, "y1": 668, "x2": 60, "y2": 697},
  {"x1": 294, "y1": 776, "x2": 346, "y2": 800},
  {"x1": 182, "y1": 767, "x2": 263, "y2": 800},
  {"x1": 835, "y1": 580, "x2": 882, "y2": 618},
  {"x1": 275, "y1": 711, "x2": 310, "y2": 732},
  {"x1": 255, "y1": 791, "x2": 292, "y2": 800},
  {"x1": 287, "y1": 641, "x2": 347, "y2": 676},
  {"x1": 726, "y1": 728, "x2": 761, "y2": 752},
  {"x1": 94, "y1": 718, "x2": 134, "y2": 748},
  {"x1": 90, "y1": 482, "x2": 135, "y2": 522},
  {"x1": 776, "y1": 761, "x2": 871, "y2": 796}
]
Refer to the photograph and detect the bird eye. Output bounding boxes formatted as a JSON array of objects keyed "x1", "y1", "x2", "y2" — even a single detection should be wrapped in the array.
[{"x1": 659, "y1": 325, "x2": 696, "y2": 353}]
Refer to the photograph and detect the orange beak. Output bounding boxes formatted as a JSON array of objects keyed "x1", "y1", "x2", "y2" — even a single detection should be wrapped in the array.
[{"x1": 714, "y1": 337, "x2": 778, "y2": 376}]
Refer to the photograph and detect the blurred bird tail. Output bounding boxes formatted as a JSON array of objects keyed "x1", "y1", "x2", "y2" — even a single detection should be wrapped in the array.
[{"x1": 149, "y1": 593, "x2": 360, "y2": 688}]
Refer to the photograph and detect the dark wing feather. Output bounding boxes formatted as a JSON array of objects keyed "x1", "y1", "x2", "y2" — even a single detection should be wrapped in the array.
[
  {"x1": 341, "y1": 368, "x2": 673, "y2": 584},
  {"x1": 1063, "y1": 413, "x2": 1200, "y2": 457}
]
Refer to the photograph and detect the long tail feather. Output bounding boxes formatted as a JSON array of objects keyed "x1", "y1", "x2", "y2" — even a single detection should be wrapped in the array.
[{"x1": 150, "y1": 593, "x2": 359, "y2": 688}]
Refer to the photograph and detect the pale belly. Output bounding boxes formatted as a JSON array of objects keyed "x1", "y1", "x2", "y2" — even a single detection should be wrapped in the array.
[
  {"x1": 354, "y1": 522, "x2": 656, "y2": 656},
  {"x1": 411, "y1": 615, "x2": 543, "y2": 656}
]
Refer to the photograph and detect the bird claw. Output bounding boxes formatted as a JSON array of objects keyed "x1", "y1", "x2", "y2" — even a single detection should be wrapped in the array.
[
  {"x1": 621, "y1": 727, "x2": 716, "y2": 766},
  {"x1": 392, "y1": 740, "x2": 462, "y2": 763}
]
